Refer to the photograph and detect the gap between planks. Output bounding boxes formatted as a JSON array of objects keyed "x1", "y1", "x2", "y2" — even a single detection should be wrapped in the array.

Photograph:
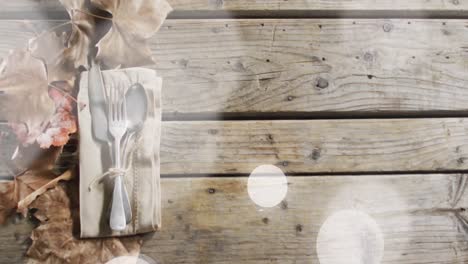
[
  {"x1": 162, "y1": 112, "x2": 468, "y2": 121},
  {"x1": 4, "y1": 10, "x2": 468, "y2": 20}
]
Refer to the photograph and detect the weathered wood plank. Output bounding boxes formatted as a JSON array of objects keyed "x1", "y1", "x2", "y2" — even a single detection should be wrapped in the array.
[
  {"x1": 0, "y1": 216, "x2": 33, "y2": 263},
  {"x1": 3, "y1": 118, "x2": 468, "y2": 176},
  {"x1": 153, "y1": 19, "x2": 468, "y2": 116},
  {"x1": 173, "y1": 0, "x2": 468, "y2": 11},
  {"x1": 144, "y1": 174, "x2": 468, "y2": 263},
  {"x1": 1, "y1": 0, "x2": 468, "y2": 18},
  {"x1": 0, "y1": 19, "x2": 468, "y2": 116},
  {"x1": 1, "y1": 174, "x2": 468, "y2": 263},
  {"x1": 159, "y1": 118, "x2": 468, "y2": 174}
]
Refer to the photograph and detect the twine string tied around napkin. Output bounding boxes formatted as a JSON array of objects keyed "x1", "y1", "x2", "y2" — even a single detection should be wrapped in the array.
[{"x1": 88, "y1": 167, "x2": 129, "y2": 191}]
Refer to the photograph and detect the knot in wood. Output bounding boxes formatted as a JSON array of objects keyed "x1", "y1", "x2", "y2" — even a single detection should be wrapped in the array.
[
  {"x1": 315, "y1": 78, "x2": 329, "y2": 89},
  {"x1": 280, "y1": 200, "x2": 288, "y2": 210},
  {"x1": 383, "y1": 23, "x2": 393, "y2": 32},
  {"x1": 295, "y1": 224, "x2": 303, "y2": 233},
  {"x1": 310, "y1": 148, "x2": 322, "y2": 160}
]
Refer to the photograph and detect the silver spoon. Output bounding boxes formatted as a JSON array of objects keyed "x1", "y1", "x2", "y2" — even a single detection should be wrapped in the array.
[{"x1": 121, "y1": 83, "x2": 148, "y2": 224}]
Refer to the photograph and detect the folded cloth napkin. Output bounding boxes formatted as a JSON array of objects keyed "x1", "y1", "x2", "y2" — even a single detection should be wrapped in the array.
[{"x1": 78, "y1": 67, "x2": 162, "y2": 238}]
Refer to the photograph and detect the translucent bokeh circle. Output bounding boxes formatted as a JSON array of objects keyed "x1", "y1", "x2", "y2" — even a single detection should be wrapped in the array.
[
  {"x1": 316, "y1": 210, "x2": 384, "y2": 264},
  {"x1": 247, "y1": 164, "x2": 288, "y2": 208}
]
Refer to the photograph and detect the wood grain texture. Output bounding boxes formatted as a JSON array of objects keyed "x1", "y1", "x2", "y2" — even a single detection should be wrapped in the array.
[
  {"x1": 145, "y1": 174, "x2": 468, "y2": 263},
  {"x1": 0, "y1": 217, "x2": 33, "y2": 263},
  {"x1": 170, "y1": 0, "x2": 468, "y2": 11},
  {"x1": 3, "y1": 118, "x2": 468, "y2": 176},
  {"x1": 0, "y1": 20, "x2": 467, "y2": 116},
  {"x1": 152, "y1": 19, "x2": 468, "y2": 116},
  {"x1": 159, "y1": 118, "x2": 468, "y2": 174},
  {"x1": 1, "y1": 174, "x2": 468, "y2": 263},
  {"x1": 1, "y1": 0, "x2": 467, "y2": 17}
]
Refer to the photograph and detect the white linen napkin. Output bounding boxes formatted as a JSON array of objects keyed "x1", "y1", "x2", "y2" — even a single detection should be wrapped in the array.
[{"x1": 78, "y1": 68, "x2": 162, "y2": 237}]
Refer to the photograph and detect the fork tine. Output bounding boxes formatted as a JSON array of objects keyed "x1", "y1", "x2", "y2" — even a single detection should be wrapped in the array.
[
  {"x1": 114, "y1": 82, "x2": 118, "y2": 121},
  {"x1": 107, "y1": 82, "x2": 113, "y2": 122},
  {"x1": 117, "y1": 81, "x2": 123, "y2": 122},
  {"x1": 110, "y1": 82, "x2": 114, "y2": 122},
  {"x1": 112, "y1": 82, "x2": 117, "y2": 122},
  {"x1": 122, "y1": 84, "x2": 127, "y2": 122},
  {"x1": 114, "y1": 82, "x2": 118, "y2": 122},
  {"x1": 119, "y1": 82, "x2": 126, "y2": 122},
  {"x1": 117, "y1": 82, "x2": 123, "y2": 121}
]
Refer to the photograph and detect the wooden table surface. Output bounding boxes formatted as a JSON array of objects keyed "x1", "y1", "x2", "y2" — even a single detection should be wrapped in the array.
[{"x1": 2, "y1": 0, "x2": 468, "y2": 263}]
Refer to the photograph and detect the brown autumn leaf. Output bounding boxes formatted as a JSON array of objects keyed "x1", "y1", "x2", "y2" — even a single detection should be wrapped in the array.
[
  {"x1": 27, "y1": 183, "x2": 143, "y2": 264},
  {"x1": 6, "y1": 82, "x2": 77, "y2": 149},
  {"x1": 0, "y1": 50, "x2": 55, "y2": 144},
  {"x1": 90, "y1": 0, "x2": 172, "y2": 68},
  {"x1": 36, "y1": 87, "x2": 77, "y2": 149},
  {"x1": 16, "y1": 170, "x2": 74, "y2": 215},
  {"x1": 0, "y1": 181, "x2": 16, "y2": 224},
  {"x1": 15, "y1": 170, "x2": 57, "y2": 202},
  {"x1": 0, "y1": 169, "x2": 71, "y2": 224},
  {"x1": 58, "y1": 0, "x2": 95, "y2": 69}
]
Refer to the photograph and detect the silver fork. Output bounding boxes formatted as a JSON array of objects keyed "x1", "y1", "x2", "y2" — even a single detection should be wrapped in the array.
[{"x1": 108, "y1": 82, "x2": 128, "y2": 231}]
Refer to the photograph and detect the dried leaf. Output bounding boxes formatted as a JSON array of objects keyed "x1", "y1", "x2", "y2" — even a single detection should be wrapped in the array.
[
  {"x1": 0, "y1": 181, "x2": 16, "y2": 224},
  {"x1": 59, "y1": 0, "x2": 95, "y2": 68},
  {"x1": 28, "y1": 31, "x2": 76, "y2": 83},
  {"x1": 17, "y1": 170, "x2": 74, "y2": 214},
  {"x1": 36, "y1": 87, "x2": 77, "y2": 149},
  {"x1": 0, "y1": 50, "x2": 55, "y2": 143},
  {"x1": 91, "y1": 0, "x2": 172, "y2": 68},
  {"x1": 14, "y1": 169, "x2": 70, "y2": 216},
  {"x1": 27, "y1": 184, "x2": 143, "y2": 264},
  {"x1": 6, "y1": 82, "x2": 77, "y2": 148}
]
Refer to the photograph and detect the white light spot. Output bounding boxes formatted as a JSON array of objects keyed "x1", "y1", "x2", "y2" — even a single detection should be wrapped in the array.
[
  {"x1": 248, "y1": 164, "x2": 288, "y2": 208},
  {"x1": 316, "y1": 210, "x2": 384, "y2": 264}
]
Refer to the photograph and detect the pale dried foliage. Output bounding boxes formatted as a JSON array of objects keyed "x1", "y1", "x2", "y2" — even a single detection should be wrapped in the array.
[
  {"x1": 59, "y1": 0, "x2": 95, "y2": 69},
  {"x1": 0, "y1": 0, "x2": 172, "y2": 260},
  {"x1": 29, "y1": 31, "x2": 76, "y2": 84},
  {"x1": 0, "y1": 50, "x2": 55, "y2": 144},
  {"x1": 26, "y1": 183, "x2": 142, "y2": 264},
  {"x1": 0, "y1": 169, "x2": 73, "y2": 224},
  {"x1": 0, "y1": 145, "x2": 66, "y2": 223},
  {"x1": 91, "y1": 0, "x2": 172, "y2": 68}
]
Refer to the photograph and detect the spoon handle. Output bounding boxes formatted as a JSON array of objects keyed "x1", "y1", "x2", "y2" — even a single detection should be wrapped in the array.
[{"x1": 122, "y1": 178, "x2": 132, "y2": 224}]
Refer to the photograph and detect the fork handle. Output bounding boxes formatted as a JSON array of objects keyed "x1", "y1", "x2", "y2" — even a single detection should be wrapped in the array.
[
  {"x1": 110, "y1": 137, "x2": 126, "y2": 231},
  {"x1": 110, "y1": 175, "x2": 126, "y2": 231}
]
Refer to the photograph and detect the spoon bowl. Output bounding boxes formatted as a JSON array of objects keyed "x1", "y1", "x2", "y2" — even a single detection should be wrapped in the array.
[{"x1": 126, "y1": 83, "x2": 148, "y2": 133}]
